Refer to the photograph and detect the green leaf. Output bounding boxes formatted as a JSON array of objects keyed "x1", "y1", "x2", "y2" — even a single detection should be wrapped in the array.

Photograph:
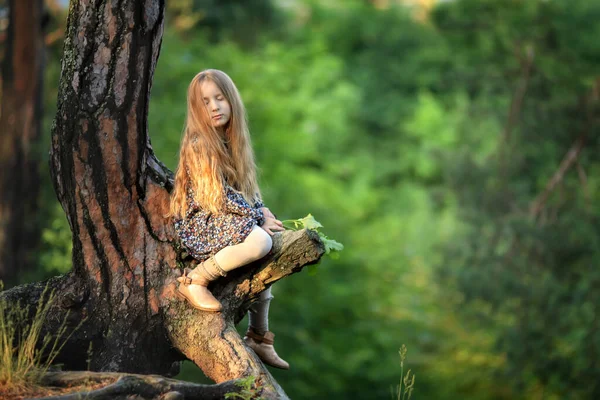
[
  {"x1": 298, "y1": 213, "x2": 324, "y2": 230},
  {"x1": 320, "y1": 234, "x2": 344, "y2": 254},
  {"x1": 281, "y1": 219, "x2": 301, "y2": 231},
  {"x1": 282, "y1": 214, "x2": 343, "y2": 260},
  {"x1": 282, "y1": 214, "x2": 324, "y2": 231}
]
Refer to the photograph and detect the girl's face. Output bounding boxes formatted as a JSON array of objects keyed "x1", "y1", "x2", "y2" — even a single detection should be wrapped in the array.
[{"x1": 200, "y1": 80, "x2": 231, "y2": 131}]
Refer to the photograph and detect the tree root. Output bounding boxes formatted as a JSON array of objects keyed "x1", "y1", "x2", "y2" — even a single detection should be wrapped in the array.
[{"x1": 36, "y1": 370, "x2": 243, "y2": 400}]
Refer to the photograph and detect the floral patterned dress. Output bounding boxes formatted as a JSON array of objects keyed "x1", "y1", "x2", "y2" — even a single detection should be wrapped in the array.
[{"x1": 174, "y1": 185, "x2": 265, "y2": 262}]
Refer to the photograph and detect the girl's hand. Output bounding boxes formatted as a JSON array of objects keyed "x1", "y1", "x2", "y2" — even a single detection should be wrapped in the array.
[
  {"x1": 260, "y1": 207, "x2": 276, "y2": 219},
  {"x1": 261, "y1": 216, "x2": 284, "y2": 236}
]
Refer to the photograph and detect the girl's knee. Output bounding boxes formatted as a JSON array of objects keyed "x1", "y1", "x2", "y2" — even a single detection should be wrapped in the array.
[{"x1": 252, "y1": 226, "x2": 272, "y2": 259}]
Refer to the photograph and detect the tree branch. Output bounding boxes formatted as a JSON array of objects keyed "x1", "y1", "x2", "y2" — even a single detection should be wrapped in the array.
[
  {"x1": 529, "y1": 133, "x2": 586, "y2": 219},
  {"x1": 502, "y1": 44, "x2": 535, "y2": 146},
  {"x1": 576, "y1": 159, "x2": 591, "y2": 211},
  {"x1": 163, "y1": 229, "x2": 324, "y2": 399}
]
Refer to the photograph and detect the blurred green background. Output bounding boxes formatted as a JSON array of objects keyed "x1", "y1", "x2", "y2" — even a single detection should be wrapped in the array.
[{"x1": 7, "y1": 0, "x2": 600, "y2": 398}]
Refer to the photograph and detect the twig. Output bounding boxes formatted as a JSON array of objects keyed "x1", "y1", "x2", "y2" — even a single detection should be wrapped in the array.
[
  {"x1": 576, "y1": 159, "x2": 591, "y2": 211},
  {"x1": 45, "y1": 27, "x2": 63, "y2": 46},
  {"x1": 498, "y1": 43, "x2": 535, "y2": 179},
  {"x1": 503, "y1": 44, "x2": 535, "y2": 145},
  {"x1": 529, "y1": 133, "x2": 586, "y2": 219}
]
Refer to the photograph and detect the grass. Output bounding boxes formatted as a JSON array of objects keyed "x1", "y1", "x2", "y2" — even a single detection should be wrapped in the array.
[
  {"x1": 391, "y1": 344, "x2": 416, "y2": 400},
  {"x1": 0, "y1": 282, "x2": 78, "y2": 394}
]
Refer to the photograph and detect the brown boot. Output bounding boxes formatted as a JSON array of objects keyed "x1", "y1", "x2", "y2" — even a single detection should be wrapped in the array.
[
  {"x1": 176, "y1": 257, "x2": 226, "y2": 312},
  {"x1": 244, "y1": 327, "x2": 290, "y2": 370}
]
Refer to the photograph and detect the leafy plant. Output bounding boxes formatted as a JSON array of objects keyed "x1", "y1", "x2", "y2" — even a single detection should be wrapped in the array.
[
  {"x1": 281, "y1": 214, "x2": 344, "y2": 258},
  {"x1": 224, "y1": 375, "x2": 264, "y2": 400}
]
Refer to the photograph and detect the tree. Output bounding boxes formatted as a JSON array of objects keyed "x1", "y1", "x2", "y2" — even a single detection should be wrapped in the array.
[
  {"x1": 0, "y1": 0, "x2": 45, "y2": 286},
  {"x1": 0, "y1": 1, "x2": 323, "y2": 398}
]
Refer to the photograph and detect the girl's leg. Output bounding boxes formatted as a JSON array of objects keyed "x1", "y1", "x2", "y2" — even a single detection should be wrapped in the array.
[
  {"x1": 177, "y1": 224, "x2": 271, "y2": 312},
  {"x1": 244, "y1": 286, "x2": 289, "y2": 370},
  {"x1": 248, "y1": 286, "x2": 273, "y2": 335},
  {"x1": 214, "y1": 225, "x2": 272, "y2": 271},
  {"x1": 214, "y1": 227, "x2": 288, "y2": 369}
]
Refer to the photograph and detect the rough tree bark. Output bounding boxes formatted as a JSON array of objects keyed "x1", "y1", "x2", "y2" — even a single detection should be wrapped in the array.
[
  {"x1": 0, "y1": 0, "x2": 45, "y2": 286},
  {"x1": 0, "y1": 1, "x2": 324, "y2": 399}
]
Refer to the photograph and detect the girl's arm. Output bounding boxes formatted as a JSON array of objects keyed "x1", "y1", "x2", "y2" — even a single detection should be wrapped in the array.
[
  {"x1": 252, "y1": 193, "x2": 278, "y2": 219},
  {"x1": 247, "y1": 191, "x2": 284, "y2": 235},
  {"x1": 260, "y1": 207, "x2": 276, "y2": 220}
]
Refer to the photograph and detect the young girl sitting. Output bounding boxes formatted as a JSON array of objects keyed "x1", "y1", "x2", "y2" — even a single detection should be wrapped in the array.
[{"x1": 168, "y1": 69, "x2": 289, "y2": 370}]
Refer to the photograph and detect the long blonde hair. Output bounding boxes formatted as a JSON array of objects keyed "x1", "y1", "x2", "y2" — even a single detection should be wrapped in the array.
[{"x1": 169, "y1": 69, "x2": 260, "y2": 219}]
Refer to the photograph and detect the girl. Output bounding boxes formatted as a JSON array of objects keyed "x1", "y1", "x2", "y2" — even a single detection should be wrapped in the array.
[{"x1": 168, "y1": 69, "x2": 289, "y2": 370}]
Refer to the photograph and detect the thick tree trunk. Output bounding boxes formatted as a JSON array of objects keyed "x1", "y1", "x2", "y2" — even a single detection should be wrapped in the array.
[
  {"x1": 0, "y1": 1, "x2": 324, "y2": 399},
  {"x1": 0, "y1": 0, "x2": 44, "y2": 286}
]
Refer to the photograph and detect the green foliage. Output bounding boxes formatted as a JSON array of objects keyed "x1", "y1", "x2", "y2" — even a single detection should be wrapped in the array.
[
  {"x1": 281, "y1": 214, "x2": 344, "y2": 257},
  {"x1": 281, "y1": 214, "x2": 322, "y2": 231},
  {"x1": 38, "y1": 204, "x2": 73, "y2": 277},
  {"x1": 429, "y1": 0, "x2": 600, "y2": 397},
  {"x1": 224, "y1": 375, "x2": 264, "y2": 400},
  {"x1": 166, "y1": 0, "x2": 284, "y2": 47}
]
